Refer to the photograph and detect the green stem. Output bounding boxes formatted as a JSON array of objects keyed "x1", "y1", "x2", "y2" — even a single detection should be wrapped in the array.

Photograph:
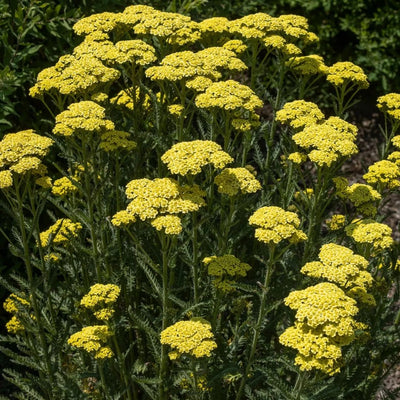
[
  {"x1": 111, "y1": 333, "x2": 133, "y2": 400},
  {"x1": 192, "y1": 212, "x2": 200, "y2": 304}
]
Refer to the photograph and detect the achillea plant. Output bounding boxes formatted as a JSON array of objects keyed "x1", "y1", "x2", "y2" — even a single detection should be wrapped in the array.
[{"x1": 1, "y1": 4, "x2": 400, "y2": 400}]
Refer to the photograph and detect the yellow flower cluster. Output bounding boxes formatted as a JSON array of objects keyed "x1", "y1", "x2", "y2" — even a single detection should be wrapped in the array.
[
  {"x1": 363, "y1": 160, "x2": 400, "y2": 190},
  {"x1": 53, "y1": 101, "x2": 114, "y2": 137},
  {"x1": 80, "y1": 284, "x2": 121, "y2": 321},
  {"x1": 30, "y1": 54, "x2": 120, "y2": 98},
  {"x1": 198, "y1": 17, "x2": 230, "y2": 34},
  {"x1": 231, "y1": 113, "x2": 260, "y2": 132},
  {"x1": 73, "y1": 12, "x2": 121, "y2": 36},
  {"x1": 110, "y1": 87, "x2": 151, "y2": 111},
  {"x1": 248, "y1": 206, "x2": 307, "y2": 245},
  {"x1": 333, "y1": 177, "x2": 381, "y2": 217},
  {"x1": 161, "y1": 140, "x2": 233, "y2": 176},
  {"x1": 167, "y1": 104, "x2": 184, "y2": 117},
  {"x1": 111, "y1": 210, "x2": 136, "y2": 227},
  {"x1": 39, "y1": 219, "x2": 83, "y2": 247},
  {"x1": 326, "y1": 61, "x2": 369, "y2": 89},
  {"x1": 3, "y1": 294, "x2": 30, "y2": 334},
  {"x1": 160, "y1": 319, "x2": 217, "y2": 359},
  {"x1": 185, "y1": 76, "x2": 213, "y2": 92},
  {"x1": 286, "y1": 55, "x2": 328, "y2": 75},
  {"x1": 0, "y1": 130, "x2": 53, "y2": 188},
  {"x1": 345, "y1": 219, "x2": 393, "y2": 251},
  {"x1": 292, "y1": 116, "x2": 358, "y2": 167},
  {"x1": 377, "y1": 93, "x2": 400, "y2": 120},
  {"x1": 387, "y1": 151, "x2": 400, "y2": 166},
  {"x1": 288, "y1": 152, "x2": 307, "y2": 164},
  {"x1": 195, "y1": 80, "x2": 263, "y2": 112},
  {"x1": 146, "y1": 47, "x2": 246, "y2": 82},
  {"x1": 276, "y1": 100, "x2": 324, "y2": 130},
  {"x1": 99, "y1": 131, "x2": 137, "y2": 152},
  {"x1": 52, "y1": 176, "x2": 79, "y2": 197},
  {"x1": 214, "y1": 167, "x2": 261, "y2": 196},
  {"x1": 326, "y1": 214, "x2": 346, "y2": 231},
  {"x1": 150, "y1": 215, "x2": 183, "y2": 235},
  {"x1": 222, "y1": 39, "x2": 247, "y2": 54},
  {"x1": 279, "y1": 282, "x2": 365, "y2": 375},
  {"x1": 68, "y1": 325, "x2": 113, "y2": 359},
  {"x1": 301, "y1": 244, "x2": 374, "y2": 305},
  {"x1": 203, "y1": 254, "x2": 252, "y2": 293}
]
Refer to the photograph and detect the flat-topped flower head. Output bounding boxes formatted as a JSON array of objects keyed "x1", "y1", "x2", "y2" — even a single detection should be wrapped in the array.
[
  {"x1": 39, "y1": 218, "x2": 82, "y2": 247},
  {"x1": 161, "y1": 140, "x2": 233, "y2": 176},
  {"x1": 222, "y1": 39, "x2": 247, "y2": 54},
  {"x1": 160, "y1": 319, "x2": 217, "y2": 359},
  {"x1": 249, "y1": 206, "x2": 307, "y2": 245},
  {"x1": 99, "y1": 131, "x2": 136, "y2": 152},
  {"x1": 287, "y1": 55, "x2": 328, "y2": 75},
  {"x1": 229, "y1": 13, "x2": 278, "y2": 40},
  {"x1": 300, "y1": 244, "x2": 374, "y2": 305},
  {"x1": 110, "y1": 87, "x2": 151, "y2": 111},
  {"x1": 53, "y1": 101, "x2": 114, "y2": 137},
  {"x1": 214, "y1": 167, "x2": 261, "y2": 196},
  {"x1": 363, "y1": 160, "x2": 400, "y2": 190},
  {"x1": 30, "y1": 54, "x2": 120, "y2": 98},
  {"x1": 293, "y1": 116, "x2": 358, "y2": 167},
  {"x1": 377, "y1": 93, "x2": 400, "y2": 121},
  {"x1": 124, "y1": 178, "x2": 205, "y2": 221},
  {"x1": 345, "y1": 219, "x2": 393, "y2": 251},
  {"x1": 198, "y1": 17, "x2": 231, "y2": 34},
  {"x1": 327, "y1": 61, "x2": 369, "y2": 89},
  {"x1": 73, "y1": 12, "x2": 122, "y2": 36},
  {"x1": 195, "y1": 80, "x2": 263, "y2": 112},
  {"x1": 326, "y1": 214, "x2": 346, "y2": 231},
  {"x1": 68, "y1": 325, "x2": 113, "y2": 359},
  {"x1": 203, "y1": 254, "x2": 251, "y2": 293},
  {"x1": 80, "y1": 284, "x2": 121, "y2": 321},
  {"x1": 151, "y1": 215, "x2": 182, "y2": 235},
  {"x1": 52, "y1": 176, "x2": 79, "y2": 197},
  {"x1": 276, "y1": 100, "x2": 324, "y2": 130}
]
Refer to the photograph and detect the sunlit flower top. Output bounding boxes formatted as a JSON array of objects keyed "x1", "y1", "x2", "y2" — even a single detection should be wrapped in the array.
[
  {"x1": 286, "y1": 55, "x2": 328, "y2": 75},
  {"x1": 51, "y1": 176, "x2": 79, "y2": 197},
  {"x1": 53, "y1": 101, "x2": 114, "y2": 137},
  {"x1": 80, "y1": 284, "x2": 121, "y2": 321},
  {"x1": 195, "y1": 80, "x2": 263, "y2": 112},
  {"x1": 3, "y1": 294, "x2": 30, "y2": 335},
  {"x1": 276, "y1": 100, "x2": 324, "y2": 130},
  {"x1": 222, "y1": 39, "x2": 247, "y2": 54},
  {"x1": 326, "y1": 61, "x2": 369, "y2": 89},
  {"x1": 151, "y1": 215, "x2": 183, "y2": 235},
  {"x1": 345, "y1": 219, "x2": 393, "y2": 251},
  {"x1": 203, "y1": 254, "x2": 251, "y2": 293},
  {"x1": 377, "y1": 93, "x2": 400, "y2": 120},
  {"x1": 110, "y1": 87, "x2": 151, "y2": 111},
  {"x1": 39, "y1": 218, "x2": 83, "y2": 247},
  {"x1": 68, "y1": 325, "x2": 114, "y2": 359},
  {"x1": 363, "y1": 160, "x2": 400, "y2": 190},
  {"x1": 160, "y1": 319, "x2": 217, "y2": 359},
  {"x1": 161, "y1": 140, "x2": 233, "y2": 176},
  {"x1": 249, "y1": 206, "x2": 307, "y2": 245},
  {"x1": 326, "y1": 214, "x2": 346, "y2": 231},
  {"x1": 73, "y1": 12, "x2": 122, "y2": 35},
  {"x1": 198, "y1": 17, "x2": 231, "y2": 34},
  {"x1": 214, "y1": 167, "x2": 261, "y2": 196}
]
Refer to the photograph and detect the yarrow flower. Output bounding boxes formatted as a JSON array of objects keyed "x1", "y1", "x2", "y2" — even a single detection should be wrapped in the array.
[
  {"x1": 286, "y1": 55, "x2": 328, "y2": 75},
  {"x1": 151, "y1": 215, "x2": 182, "y2": 235},
  {"x1": 3, "y1": 294, "x2": 30, "y2": 335},
  {"x1": 39, "y1": 219, "x2": 83, "y2": 247},
  {"x1": 279, "y1": 282, "x2": 366, "y2": 375},
  {"x1": 110, "y1": 87, "x2": 151, "y2": 111},
  {"x1": 276, "y1": 100, "x2": 324, "y2": 130},
  {"x1": 326, "y1": 214, "x2": 346, "y2": 231},
  {"x1": 111, "y1": 210, "x2": 136, "y2": 227},
  {"x1": 214, "y1": 167, "x2": 261, "y2": 196},
  {"x1": 326, "y1": 61, "x2": 369, "y2": 89},
  {"x1": 203, "y1": 255, "x2": 251, "y2": 293},
  {"x1": 68, "y1": 325, "x2": 114, "y2": 359},
  {"x1": 363, "y1": 160, "x2": 400, "y2": 190},
  {"x1": 161, "y1": 140, "x2": 233, "y2": 176},
  {"x1": 52, "y1": 176, "x2": 79, "y2": 197},
  {"x1": 377, "y1": 93, "x2": 400, "y2": 121},
  {"x1": 249, "y1": 206, "x2": 307, "y2": 245},
  {"x1": 80, "y1": 284, "x2": 121, "y2": 321},
  {"x1": 345, "y1": 219, "x2": 393, "y2": 251},
  {"x1": 73, "y1": 12, "x2": 122, "y2": 35},
  {"x1": 160, "y1": 319, "x2": 217, "y2": 359},
  {"x1": 99, "y1": 131, "x2": 137, "y2": 152}
]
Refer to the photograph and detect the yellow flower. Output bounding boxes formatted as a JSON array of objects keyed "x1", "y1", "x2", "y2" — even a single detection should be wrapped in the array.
[
  {"x1": 151, "y1": 215, "x2": 182, "y2": 235},
  {"x1": 110, "y1": 87, "x2": 151, "y2": 111},
  {"x1": 99, "y1": 131, "x2": 137, "y2": 152},
  {"x1": 249, "y1": 206, "x2": 307, "y2": 245},
  {"x1": 0, "y1": 170, "x2": 13, "y2": 189},
  {"x1": 161, "y1": 140, "x2": 233, "y2": 176},
  {"x1": 39, "y1": 219, "x2": 82, "y2": 247},
  {"x1": 276, "y1": 100, "x2": 324, "y2": 130},
  {"x1": 111, "y1": 210, "x2": 136, "y2": 227},
  {"x1": 288, "y1": 152, "x2": 307, "y2": 164},
  {"x1": 326, "y1": 61, "x2": 369, "y2": 89},
  {"x1": 198, "y1": 17, "x2": 231, "y2": 34},
  {"x1": 377, "y1": 93, "x2": 400, "y2": 120},
  {"x1": 286, "y1": 55, "x2": 328, "y2": 75},
  {"x1": 363, "y1": 160, "x2": 400, "y2": 189},
  {"x1": 222, "y1": 39, "x2": 247, "y2": 54},
  {"x1": 160, "y1": 319, "x2": 217, "y2": 359},
  {"x1": 52, "y1": 177, "x2": 79, "y2": 197},
  {"x1": 214, "y1": 167, "x2": 261, "y2": 196},
  {"x1": 6, "y1": 316, "x2": 25, "y2": 335},
  {"x1": 168, "y1": 104, "x2": 185, "y2": 117},
  {"x1": 73, "y1": 12, "x2": 121, "y2": 35},
  {"x1": 326, "y1": 214, "x2": 346, "y2": 231}
]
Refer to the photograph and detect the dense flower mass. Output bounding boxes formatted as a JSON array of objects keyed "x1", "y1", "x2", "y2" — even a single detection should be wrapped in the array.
[
  {"x1": 161, "y1": 140, "x2": 233, "y2": 175},
  {"x1": 68, "y1": 325, "x2": 114, "y2": 359},
  {"x1": 345, "y1": 219, "x2": 393, "y2": 251},
  {"x1": 326, "y1": 62, "x2": 369, "y2": 89},
  {"x1": 160, "y1": 319, "x2": 217, "y2": 359},
  {"x1": 110, "y1": 87, "x2": 151, "y2": 111},
  {"x1": 249, "y1": 206, "x2": 307, "y2": 244},
  {"x1": 286, "y1": 55, "x2": 328, "y2": 75},
  {"x1": 150, "y1": 215, "x2": 183, "y2": 235},
  {"x1": 279, "y1": 282, "x2": 365, "y2": 375},
  {"x1": 80, "y1": 284, "x2": 121, "y2": 321},
  {"x1": 195, "y1": 80, "x2": 263, "y2": 112},
  {"x1": 203, "y1": 254, "x2": 252, "y2": 293},
  {"x1": 39, "y1": 219, "x2": 83, "y2": 247},
  {"x1": 214, "y1": 167, "x2": 261, "y2": 195},
  {"x1": 292, "y1": 116, "x2": 358, "y2": 166},
  {"x1": 276, "y1": 100, "x2": 324, "y2": 130},
  {"x1": 99, "y1": 131, "x2": 137, "y2": 152},
  {"x1": 363, "y1": 160, "x2": 400, "y2": 189},
  {"x1": 73, "y1": 12, "x2": 121, "y2": 35},
  {"x1": 3, "y1": 294, "x2": 30, "y2": 335},
  {"x1": 52, "y1": 177, "x2": 79, "y2": 197},
  {"x1": 377, "y1": 93, "x2": 400, "y2": 120},
  {"x1": 326, "y1": 214, "x2": 346, "y2": 231}
]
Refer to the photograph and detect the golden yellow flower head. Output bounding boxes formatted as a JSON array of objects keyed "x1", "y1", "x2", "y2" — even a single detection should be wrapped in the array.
[
  {"x1": 326, "y1": 61, "x2": 369, "y2": 89},
  {"x1": 53, "y1": 101, "x2": 114, "y2": 137},
  {"x1": 52, "y1": 177, "x2": 79, "y2": 197},
  {"x1": 222, "y1": 39, "x2": 247, "y2": 54},
  {"x1": 99, "y1": 131, "x2": 137, "y2": 152},
  {"x1": 68, "y1": 325, "x2": 114, "y2": 359},
  {"x1": 363, "y1": 160, "x2": 400, "y2": 190},
  {"x1": 151, "y1": 215, "x2": 183, "y2": 235},
  {"x1": 39, "y1": 218, "x2": 82, "y2": 247},
  {"x1": 110, "y1": 87, "x2": 151, "y2": 111},
  {"x1": 162, "y1": 140, "x2": 233, "y2": 176},
  {"x1": 276, "y1": 100, "x2": 324, "y2": 130},
  {"x1": 111, "y1": 210, "x2": 136, "y2": 227},
  {"x1": 73, "y1": 12, "x2": 122, "y2": 36},
  {"x1": 287, "y1": 55, "x2": 328, "y2": 75},
  {"x1": 160, "y1": 319, "x2": 217, "y2": 359},
  {"x1": 377, "y1": 93, "x2": 400, "y2": 120},
  {"x1": 326, "y1": 214, "x2": 346, "y2": 231},
  {"x1": 249, "y1": 206, "x2": 307, "y2": 245},
  {"x1": 214, "y1": 167, "x2": 261, "y2": 196}
]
